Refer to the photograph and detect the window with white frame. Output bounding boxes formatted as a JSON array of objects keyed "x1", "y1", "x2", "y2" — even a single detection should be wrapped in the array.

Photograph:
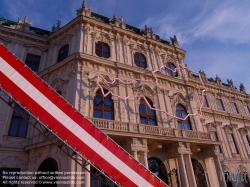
[
  {"x1": 216, "y1": 98, "x2": 225, "y2": 111},
  {"x1": 227, "y1": 134, "x2": 238, "y2": 154},
  {"x1": 244, "y1": 105, "x2": 250, "y2": 116},
  {"x1": 231, "y1": 102, "x2": 239, "y2": 114},
  {"x1": 200, "y1": 95, "x2": 209, "y2": 107},
  {"x1": 211, "y1": 131, "x2": 222, "y2": 152},
  {"x1": 242, "y1": 135, "x2": 250, "y2": 154}
]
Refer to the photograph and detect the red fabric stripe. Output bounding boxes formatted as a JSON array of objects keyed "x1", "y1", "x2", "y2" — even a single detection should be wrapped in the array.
[{"x1": 0, "y1": 44, "x2": 167, "y2": 187}]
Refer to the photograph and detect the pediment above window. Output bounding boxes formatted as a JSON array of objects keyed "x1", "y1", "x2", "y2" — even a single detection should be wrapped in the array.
[
  {"x1": 170, "y1": 92, "x2": 188, "y2": 106},
  {"x1": 0, "y1": 36, "x2": 11, "y2": 46},
  {"x1": 215, "y1": 92, "x2": 223, "y2": 98},
  {"x1": 24, "y1": 44, "x2": 47, "y2": 55},
  {"x1": 95, "y1": 33, "x2": 113, "y2": 45},
  {"x1": 223, "y1": 124, "x2": 237, "y2": 133},
  {"x1": 51, "y1": 78, "x2": 69, "y2": 93},
  {"x1": 89, "y1": 75, "x2": 117, "y2": 98},
  {"x1": 134, "y1": 44, "x2": 148, "y2": 56},
  {"x1": 238, "y1": 127, "x2": 248, "y2": 135},
  {"x1": 55, "y1": 34, "x2": 74, "y2": 46},
  {"x1": 205, "y1": 121, "x2": 222, "y2": 131},
  {"x1": 166, "y1": 55, "x2": 176, "y2": 64},
  {"x1": 132, "y1": 84, "x2": 156, "y2": 105}
]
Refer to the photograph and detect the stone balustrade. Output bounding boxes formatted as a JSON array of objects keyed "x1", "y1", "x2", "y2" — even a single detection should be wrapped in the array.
[{"x1": 87, "y1": 118, "x2": 212, "y2": 141}]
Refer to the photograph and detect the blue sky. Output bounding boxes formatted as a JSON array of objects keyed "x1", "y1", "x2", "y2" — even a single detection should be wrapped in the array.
[{"x1": 1, "y1": 0, "x2": 250, "y2": 92}]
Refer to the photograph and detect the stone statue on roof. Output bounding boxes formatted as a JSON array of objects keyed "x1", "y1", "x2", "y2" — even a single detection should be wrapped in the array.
[
  {"x1": 227, "y1": 79, "x2": 234, "y2": 89},
  {"x1": 113, "y1": 13, "x2": 118, "y2": 22},
  {"x1": 23, "y1": 16, "x2": 31, "y2": 25},
  {"x1": 240, "y1": 83, "x2": 246, "y2": 93},
  {"x1": 16, "y1": 16, "x2": 32, "y2": 32},
  {"x1": 199, "y1": 70, "x2": 207, "y2": 82},
  {"x1": 76, "y1": 0, "x2": 91, "y2": 17},
  {"x1": 215, "y1": 75, "x2": 222, "y2": 86},
  {"x1": 120, "y1": 16, "x2": 124, "y2": 24},
  {"x1": 52, "y1": 20, "x2": 61, "y2": 32},
  {"x1": 17, "y1": 17, "x2": 22, "y2": 24},
  {"x1": 170, "y1": 35, "x2": 179, "y2": 48},
  {"x1": 82, "y1": 0, "x2": 86, "y2": 8},
  {"x1": 57, "y1": 20, "x2": 61, "y2": 28}
]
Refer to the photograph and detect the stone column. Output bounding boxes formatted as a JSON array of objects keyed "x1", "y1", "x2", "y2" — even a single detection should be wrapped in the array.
[
  {"x1": 131, "y1": 151, "x2": 138, "y2": 160},
  {"x1": 91, "y1": 33, "x2": 96, "y2": 56},
  {"x1": 140, "y1": 151, "x2": 148, "y2": 169},
  {"x1": 178, "y1": 154, "x2": 189, "y2": 187},
  {"x1": 214, "y1": 156, "x2": 227, "y2": 187},
  {"x1": 129, "y1": 44, "x2": 134, "y2": 66},
  {"x1": 184, "y1": 154, "x2": 197, "y2": 187},
  {"x1": 85, "y1": 164, "x2": 91, "y2": 187}
]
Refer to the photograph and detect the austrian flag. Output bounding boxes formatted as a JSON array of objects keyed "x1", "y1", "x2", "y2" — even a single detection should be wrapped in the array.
[{"x1": 0, "y1": 44, "x2": 168, "y2": 187}]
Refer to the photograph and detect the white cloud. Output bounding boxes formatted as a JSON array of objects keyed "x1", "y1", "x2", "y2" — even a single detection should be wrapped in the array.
[
  {"x1": 192, "y1": 2, "x2": 250, "y2": 43},
  {"x1": 139, "y1": 1, "x2": 250, "y2": 45}
]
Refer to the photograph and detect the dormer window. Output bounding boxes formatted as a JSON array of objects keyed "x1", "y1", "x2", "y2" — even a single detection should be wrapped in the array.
[
  {"x1": 57, "y1": 44, "x2": 69, "y2": 62},
  {"x1": 166, "y1": 63, "x2": 177, "y2": 77},
  {"x1": 96, "y1": 42, "x2": 110, "y2": 58},
  {"x1": 134, "y1": 53, "x2": 147, "y2": 69}
]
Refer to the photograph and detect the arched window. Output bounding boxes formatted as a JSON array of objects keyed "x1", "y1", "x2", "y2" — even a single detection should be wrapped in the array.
[
  {"x1": 176, "y1": 105, "x2": 191, "y2": 130},
  {"x1": 94, "y1": 89, "x2": 114, "y2": 120},
  {"x1": 148, "y1": 158, "x2": 169, "y2": 185},
  {"x1": 191, "y1": 159, "x2": 208, "y2": 187},
  {"x1": 96, "y1": 42, "x2": 110, "y2": 58},
  {"x1": 134, "y1": 53, "x2": 147, "y2": 68},
  {"x1": 57, "y1": 44, "x2": 69, "y2": 62},
  {"x1": 35, "y1": 158, "x2": 58, "y2": 187},
  {"x1": 166, "y1": 63, "x2": 177, "y2": 77},
  {"x1": 139, "y1": 98, "x2": 157, "y2": 126}
]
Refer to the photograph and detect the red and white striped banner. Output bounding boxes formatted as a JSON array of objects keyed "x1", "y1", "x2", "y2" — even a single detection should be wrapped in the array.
[{"x1": 0, "y1": 44, "x2": 167, "y2": 187}]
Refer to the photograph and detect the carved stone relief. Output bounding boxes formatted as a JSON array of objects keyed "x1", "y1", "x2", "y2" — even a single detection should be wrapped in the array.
[
  {"x1": 51, "y1": 78, "x2": 69, "y2": 93},
  {"x1": 94, "y1": 32, "x2": 114, "y2": 47},
  {"x1": 0, "y1": 36, "x2": 11, "y2": 46},
  {"x1": 55, "y1": 34, "x2": 74, "y2": 47}
]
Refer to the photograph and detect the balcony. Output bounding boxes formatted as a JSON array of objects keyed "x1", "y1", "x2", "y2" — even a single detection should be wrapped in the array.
[{"x1": 87, "y1": 118, "x2": 215, "y2": 143}]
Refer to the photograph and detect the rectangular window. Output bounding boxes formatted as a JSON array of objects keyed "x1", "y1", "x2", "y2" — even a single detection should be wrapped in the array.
[
  {"x1": 244, "y1": 106, "x2": 250, "y2": 116},
  {"x1": 8, "y1": 105, "x2": 30, "y2": 138},
  {"x1": 200, "y1": 95, "x2": 209, "y2": 107},
  {"x1": 231, "y1": 102, "x2": 239, "y2": 114},
  {"x1": 0, "y1": 168, "x2": 20, "y2": 187},
  {"x1": 227, "y1": 134, "x2": 238, "y2": 154},
  {"x1": 211, "y1": 132, "x2": 222, "y2": 152},
  {"x1": 216, "y1": 99, "x2": 224, "y2": 110},
  {"x1": 243, "y1": 135, "x2": 250, "y2": 154},
  {"x1": 25, "y1": 53, "x2": 41, "y2": 72},
  {"x1": 211, "y1": 131, "x2": 219, "y2": 141}
]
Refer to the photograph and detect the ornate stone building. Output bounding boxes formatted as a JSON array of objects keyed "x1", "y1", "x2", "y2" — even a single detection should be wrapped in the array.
[{"x1": 0, "y1": 1, "x2": 250, "y2": 187}]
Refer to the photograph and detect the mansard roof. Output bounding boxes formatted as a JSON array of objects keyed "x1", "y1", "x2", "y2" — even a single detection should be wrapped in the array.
[
  {"x1": 0, "y1": 10, "x2": 171, "y2": 46},
  {"x1": 0, "y1": 17, "x2": 51, "y2": 37},
  {"x1": 90, "y1": 12, "x2": 170, "y2": 45}
]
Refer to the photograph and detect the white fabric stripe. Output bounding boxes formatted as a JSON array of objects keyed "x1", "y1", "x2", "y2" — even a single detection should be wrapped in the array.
[{"x1": 0, "y1": 57, "x2": 154, "y2": 187}]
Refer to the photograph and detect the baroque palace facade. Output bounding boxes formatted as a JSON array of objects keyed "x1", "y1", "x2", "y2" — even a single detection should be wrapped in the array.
[{"x1": 1, "y1": 2, "x2": 250, "y2": 187}]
